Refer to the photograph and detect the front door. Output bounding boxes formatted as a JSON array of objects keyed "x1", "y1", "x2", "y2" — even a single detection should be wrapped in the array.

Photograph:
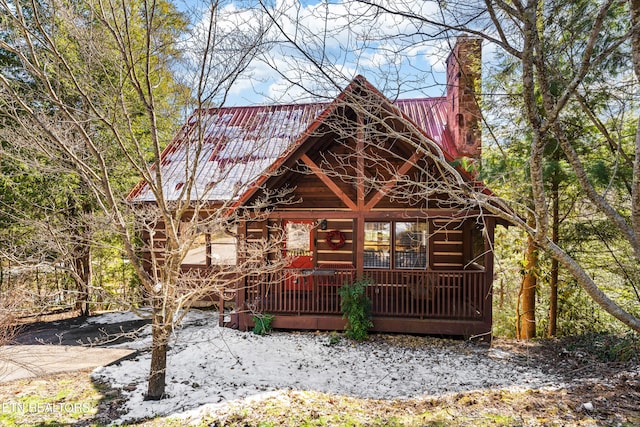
[{"x1": 284, "y1": 220, "x2": 314, "y2": 290}]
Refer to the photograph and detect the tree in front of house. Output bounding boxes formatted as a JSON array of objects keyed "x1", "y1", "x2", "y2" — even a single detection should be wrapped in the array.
[{"x1": 0, "y1": 0, "x2": 278, "y2": 399}]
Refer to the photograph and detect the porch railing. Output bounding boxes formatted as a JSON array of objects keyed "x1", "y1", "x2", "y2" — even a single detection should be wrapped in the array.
[{"x1": 244, "y1": 268, "x2": 488, "y2": 321}]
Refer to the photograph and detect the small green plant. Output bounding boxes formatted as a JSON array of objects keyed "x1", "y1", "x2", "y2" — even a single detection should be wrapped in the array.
[
  {"x1": 252, "y1": 313, "x2": 275, "y2": 336},
  {"x1": 338, "y1": 278, "x2": 373, "y2": 341},
  {"x1": 327, "y1": 331, "x2": 341, "y2": 346}
]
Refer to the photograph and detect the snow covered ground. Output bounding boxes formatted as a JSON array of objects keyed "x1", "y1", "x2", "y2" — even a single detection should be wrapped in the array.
[{"x1": 91, "y1": 310, "x2": 559, "y2": 424}]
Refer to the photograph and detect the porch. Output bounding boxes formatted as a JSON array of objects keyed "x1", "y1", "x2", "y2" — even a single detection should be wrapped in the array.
[{"x1": 236, "y1": 267, "x2": 492, "y2": 337}]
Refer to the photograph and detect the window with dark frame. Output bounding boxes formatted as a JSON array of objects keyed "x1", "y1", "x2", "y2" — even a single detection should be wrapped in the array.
[
  {"x1": 364, "y1": 222, "x2": 390, "y2": 268},
  {"x1": 181, "y1": 225, "x2": 238, "y2": 267},
  {"x1": 395, "y1": 222, "x2": 428, "y2": 269},
  {"x1": 364, "y1": 221, "x2": 428, "y2": 269},
  {"x1": 183, "y1": 233, "x2": 208, "y2": 265}
]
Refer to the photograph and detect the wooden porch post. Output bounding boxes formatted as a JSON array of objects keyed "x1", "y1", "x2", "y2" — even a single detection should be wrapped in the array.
[
  {"x1": 218, "y1": 290, "x2": 225, "y2": 327},
  {"x1": 234, "y1": 221, "x2": 248, "y2": 330},
  {"x1": 355, "y1": 213, "x2": 364, "y2": 277},
  {"x1": 356, "y1": 110, "x2": 365, "y2": 278},
  {"x1": 483, "y1": 217, "x2": 496, "y2": 332}
]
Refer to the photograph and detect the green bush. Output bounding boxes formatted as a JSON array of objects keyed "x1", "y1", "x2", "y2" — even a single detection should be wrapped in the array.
[
  {"x1": 566, "y1": 332, "x2": 639, "y2": 362},
  {"x1": 338, "y1": 278, "x2": 373, "y2": 341},
  {"x1": 252, "y1": 313, "x2": 275, "y2": 336}
]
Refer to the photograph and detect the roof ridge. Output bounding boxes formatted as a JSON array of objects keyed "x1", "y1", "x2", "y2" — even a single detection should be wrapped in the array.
[{"x1": 200, "y1": 95, "x2": 447, "y2": 112}]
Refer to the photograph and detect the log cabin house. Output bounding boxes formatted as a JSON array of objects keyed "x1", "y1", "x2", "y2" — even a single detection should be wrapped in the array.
[{"x1": 130, "y1": 37, "x2": 505, "y2": 338}]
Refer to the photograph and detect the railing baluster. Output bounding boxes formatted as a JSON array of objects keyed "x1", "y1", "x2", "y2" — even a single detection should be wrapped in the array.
[{"x1": 244, "y1": 268, "x2": 486, "y2": 321}]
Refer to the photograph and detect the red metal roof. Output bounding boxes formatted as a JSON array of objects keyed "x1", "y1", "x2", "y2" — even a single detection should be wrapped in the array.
[
  {"x1": 395, "y1": 98, "x2": 447, "y2": 146},
  {"x1": 128, "y1": 78, "x2": 452, "y2": 202}
]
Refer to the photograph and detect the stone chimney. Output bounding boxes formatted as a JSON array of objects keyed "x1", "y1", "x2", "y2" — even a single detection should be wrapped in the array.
[{"x1": 446, "y1": 37, "x2": 482, "y2": 158}]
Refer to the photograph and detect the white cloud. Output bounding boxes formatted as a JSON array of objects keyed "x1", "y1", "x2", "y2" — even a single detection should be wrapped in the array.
[{"x1": 184, "y1": 0, "x2": 474, "y2": 105}]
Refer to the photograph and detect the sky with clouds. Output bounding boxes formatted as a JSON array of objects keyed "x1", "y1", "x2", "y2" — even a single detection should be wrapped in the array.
[{"x1": 185, "y1": 0, "x2": 473, "y2": 106}]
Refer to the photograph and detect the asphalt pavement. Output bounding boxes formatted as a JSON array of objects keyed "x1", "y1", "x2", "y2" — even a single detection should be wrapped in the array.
[
  {"x1": 0, "y1": 314, "x2": 146, "y2": 383},
  {"x1": 0, "y1": 345, "x2": 136, "y2": 382}
]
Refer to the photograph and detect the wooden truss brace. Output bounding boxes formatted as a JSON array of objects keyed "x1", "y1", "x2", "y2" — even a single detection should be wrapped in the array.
[
  {"x1": 300, "y1": 154, "x2": 358, "y2": 210},
  {"x1": 300, "y1": 149, "x2": 425, "y2": 212},
  {"x1": 364, "y1": 149, "x2": 425, "y2": 210}
]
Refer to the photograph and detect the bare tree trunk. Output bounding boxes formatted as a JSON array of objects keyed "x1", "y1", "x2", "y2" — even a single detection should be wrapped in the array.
[
  {"x1": 549, "y1": 254, "x2": 559, "y2": 336},
  {"x1": 147, "y1": 300, "x2": 170, "y2": 400},
  {"x1": 518, "y1": 215, "x2": 537, "y2": 340},
  {"x1": 548, "y1": 156, "x2": 560, "y2": 337},
  {"x1": 73, "y1": 244, "x2": 91, "y2": 317}
]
